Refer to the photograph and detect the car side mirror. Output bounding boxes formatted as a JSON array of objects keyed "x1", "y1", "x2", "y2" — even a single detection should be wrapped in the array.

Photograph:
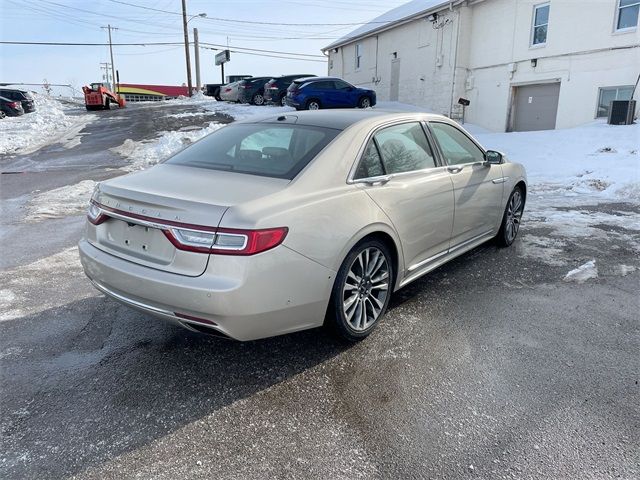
[{"x1": 485, "y1": 150, "x2": 503, "y2": 165}]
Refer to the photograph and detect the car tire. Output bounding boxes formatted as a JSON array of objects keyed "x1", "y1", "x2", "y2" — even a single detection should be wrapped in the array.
[
  {"x1": 280, "y1": 95, "x2": 287, "y2": 107},
  {"x1": 252, "y1": 93, "x2": 265, "y2": 105},
  {"x1": 358, "y1": 96, "x2": 372, "y2": 108},
  {"x1": 0, "y1": 111, "x2": 5, "y2": 119},
  {"x1": 306, "y1": 99, "x2": 321, "y2": 110},
  {"x1": 326, "y1": 239, "x2": 394, "y2": 341},
  {"x1": 496, "y1": 185, "x2": 525, "y2": 247}
]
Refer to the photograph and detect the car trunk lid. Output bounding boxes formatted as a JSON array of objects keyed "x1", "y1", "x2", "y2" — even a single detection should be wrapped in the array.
[{"x1": 89, "y1": 164, "x2": 289, "y2": 276}]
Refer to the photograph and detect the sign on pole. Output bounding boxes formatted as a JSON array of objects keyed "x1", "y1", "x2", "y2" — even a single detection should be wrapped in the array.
[{"x1": 215, "y1": 49, "x2": 230, "y2": 66}]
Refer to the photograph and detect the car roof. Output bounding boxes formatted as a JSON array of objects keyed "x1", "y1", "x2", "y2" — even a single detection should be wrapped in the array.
[
  {"x1": 293, "y1": 76, "x2": 345, "y2": 83},
  {"x1": 0, "y1": 88, "x2": 27, "y2": 93},
  {"x1": 236, "y1": 109, "x2": 451, "y2": 131}
]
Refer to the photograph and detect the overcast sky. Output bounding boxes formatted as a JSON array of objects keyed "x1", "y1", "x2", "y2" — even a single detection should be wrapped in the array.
[{"x1": 0, "y1": 0, "x2": 407, "y2": 95}]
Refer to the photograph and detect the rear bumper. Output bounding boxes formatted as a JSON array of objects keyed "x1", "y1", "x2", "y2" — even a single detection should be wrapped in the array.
[
  {"x1": 264, "y1": 89, "x2": 282, "y2": 103},
  {"x1": 284, "y1": 96, "x2": 302, "y2": 108},
  {"x1": 237, "y1": 91, "x2": 253, "y2": 103},
  {"x1": 79, "y1": 239, "x2": 335, "y2": 341}
]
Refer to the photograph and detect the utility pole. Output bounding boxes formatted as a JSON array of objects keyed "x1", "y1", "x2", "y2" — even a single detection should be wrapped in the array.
[
  {"x1": 101, "y1": 24, "x2": 118, "y2": 92},
  {"x1": 181, "y1": 0, "x2": 193, "y2": 96},
  {"x1": 193, "y1": 27, "x2": 201, "y2": 92},
  {"x1": 99, "y1": 62, "x2": 111, "y2": 85}
]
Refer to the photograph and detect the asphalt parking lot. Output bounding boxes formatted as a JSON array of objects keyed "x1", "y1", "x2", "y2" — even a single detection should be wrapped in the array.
[{"x1": 1, "y1": 103, "x2": 638, "y2": 479}]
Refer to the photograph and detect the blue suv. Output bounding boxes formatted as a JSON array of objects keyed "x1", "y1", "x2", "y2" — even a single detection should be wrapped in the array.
[{"x1": 285, "y1": 77, "x2": 376, "y2": 110}]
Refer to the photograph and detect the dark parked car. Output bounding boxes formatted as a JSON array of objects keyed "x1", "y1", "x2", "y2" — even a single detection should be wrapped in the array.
[
  {"x1": 237, "y1": 77, "x2": 273, "y2": 105},
  {"x1": 264, "y1": 74, "x2": 316, "y2": 106},
  {"x1": 0, "y1": 95, "x2": 25, "y2": 116},
  {"x1": 0, "y1": 88, "x2": 35, "y2": 113},
  {"x1": 285, "y1": 77, "x2": 376, "y2": 110},
  {"x1": 204, "y1": 83, "x2": 223, "y2": 100}
]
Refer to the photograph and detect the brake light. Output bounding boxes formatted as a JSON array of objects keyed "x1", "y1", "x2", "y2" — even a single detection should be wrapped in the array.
[
  {"x1": 212, "y1": 227, "x2": 288, "y2": 255},
  {"x1": 87, "y1": 202, "x2": 108, "y2": 225},
  {"x1": 8, "y1": 101, "x2": 19, "y2": 108},
  {"x1": 88, "y1": 201, "x2": 287, "y2": 255},
  {"x1": 165, "y1": 227, "x2": 287, "y2": 255}
]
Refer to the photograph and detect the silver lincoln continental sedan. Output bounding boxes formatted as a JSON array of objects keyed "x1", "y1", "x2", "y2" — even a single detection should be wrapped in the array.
[{"x1": 79, "y1": 110, "x2": 526, "y2": 341}]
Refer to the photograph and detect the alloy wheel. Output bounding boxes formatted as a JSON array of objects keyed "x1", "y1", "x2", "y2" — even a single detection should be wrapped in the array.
[
  {"x1": 505, "y1": 190, "x2": 523, "y2": 243},
  {"x1": 360, "y1": 97, "x2": 371, "y2": 108},
  {"x1": 342, "y1": 247, "x2": 389, "y2": 331},
  {"x1": 308, "y1": 101, "x2": 320, "y2": 110},
  {"x1": 253, "y1": 94, "x2": 264, "y2": 105}
]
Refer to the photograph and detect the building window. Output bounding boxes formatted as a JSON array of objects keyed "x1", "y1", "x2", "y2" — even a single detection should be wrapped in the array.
[
  {"x1": 616, "y1": 0, "x2": 640, "y2": 30},
  {"x1": 355, "y1": 43, "x2": 362, "y2": 70},
  {"x1": 531, "y1": 3, "x2": 550, "y2": 46},
  {"x1": 597, "y1": 86, "x2": 634, "y2": 117}
]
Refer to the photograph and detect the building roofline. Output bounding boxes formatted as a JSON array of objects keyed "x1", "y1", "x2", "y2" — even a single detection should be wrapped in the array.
[{"x1": 322, "y1": 0, "x2": 466, "y2": 52}]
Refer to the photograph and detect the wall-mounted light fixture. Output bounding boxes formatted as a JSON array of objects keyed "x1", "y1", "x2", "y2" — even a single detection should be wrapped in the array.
[
  {"x1": 427, "y1": 13, "x2": 438, "y2": 22},
  {"x1": 531, "y1": 58, "x2": 538, "y2": 68}
]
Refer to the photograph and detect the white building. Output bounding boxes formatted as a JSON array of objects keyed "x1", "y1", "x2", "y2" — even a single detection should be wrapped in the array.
[{"x1": 323, "y1": 0, "x2": 640, "y2": 132}]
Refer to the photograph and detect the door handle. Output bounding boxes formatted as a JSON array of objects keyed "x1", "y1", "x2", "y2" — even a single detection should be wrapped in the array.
[{"x1": 447, "y1": 166, "x2": 463, "y2": 174}]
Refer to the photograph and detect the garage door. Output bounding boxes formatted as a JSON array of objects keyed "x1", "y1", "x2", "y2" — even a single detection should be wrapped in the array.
[{"x1": 512, "y1": 83, "x2": 560, "y2": 132}]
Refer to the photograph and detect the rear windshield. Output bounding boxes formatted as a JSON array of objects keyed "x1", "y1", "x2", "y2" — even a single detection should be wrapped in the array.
[{"x1": 165, "y1": 123, "x2": 340, "y2": 180}]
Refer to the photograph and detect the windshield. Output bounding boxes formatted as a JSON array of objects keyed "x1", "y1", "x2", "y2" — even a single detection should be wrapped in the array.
[{"x1": 165, "y1": 123, "x2": 340, "y2": 180}]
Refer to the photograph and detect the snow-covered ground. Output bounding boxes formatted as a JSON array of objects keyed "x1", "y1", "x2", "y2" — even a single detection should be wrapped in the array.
[
  {"x1": 0, "y1": 94, "x2": 95, "y2": 156},
  {"x1": 109, "y1": 94, "x2": 293, "y2": 172},
  {"x1": 473, "y1": 121, "x2": 639, "y2": 202}
]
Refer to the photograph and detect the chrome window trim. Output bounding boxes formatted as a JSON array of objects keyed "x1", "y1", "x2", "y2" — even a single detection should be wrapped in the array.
[{"x1": 347, "y1": 118, "x2": 441, "y2": 184}]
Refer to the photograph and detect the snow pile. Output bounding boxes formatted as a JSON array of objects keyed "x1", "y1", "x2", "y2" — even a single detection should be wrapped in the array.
[
  {"x1": 473, "y1": 121, "x2": 639, "y2": 202},
  {"x1": 112, "y1": 121, "x2": 225, "y2": 171},
  {"x1": 563, "y1": 260, "x2": 598, "y2": 283},
  {"x1": 169, "y1": 92, "x2": 294, "y2": 121},
  {"x1": 0, "y1": 93, "x2": 95, "y2": 156},
  {"x1": 25, "y1": 180, "x2": 96, "y2": 221}
]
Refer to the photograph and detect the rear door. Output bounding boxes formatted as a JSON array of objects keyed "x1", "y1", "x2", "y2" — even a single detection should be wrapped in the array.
[
  {"x1": 353, "y1": 122, "x2": 454, "y2": 273},
  {"x1": 427, "y1": 121, "x2": 504, "y2": 248}
]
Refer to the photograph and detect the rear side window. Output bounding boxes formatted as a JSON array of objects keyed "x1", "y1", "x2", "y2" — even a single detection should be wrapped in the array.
[
  {"x1": 165, "y1": 124, "x2": 340, "y2": 180},
  {"x1": 308, "y1": 81, "x2": 334, "y2": 90},
  {"x1": 354, "y1": 122, "x2": 437, "y2": 178},
  {"x1": 375, "y1": 123, "x2": 436, "y2": 174},
  {"x1": 354, "y1": 141, "x2": 385, "y2": 179},
  {"x1": 429, "y1": 122, "x2": 485, "y2": 165}
]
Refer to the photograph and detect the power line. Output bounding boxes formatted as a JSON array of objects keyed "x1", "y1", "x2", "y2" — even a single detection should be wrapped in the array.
[
  {"x1": 198, "y1": 42, "x2": 324, "y2": 58},
  {"x1": 104, "y1": 0, "x2": 392, "y2": 26},
  {"x1": 0, "y1": 41, "x2": 327, "y2": 62},
  {"x1": 1, "y1": 40, "x2": 325, "y2": 58}
]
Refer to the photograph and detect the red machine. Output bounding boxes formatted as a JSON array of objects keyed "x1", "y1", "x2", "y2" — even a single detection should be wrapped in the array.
[{"x1": 82, "y1": 83, "x2": 126, "y2": 110}]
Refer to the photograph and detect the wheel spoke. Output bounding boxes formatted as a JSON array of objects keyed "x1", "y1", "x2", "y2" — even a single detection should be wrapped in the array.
[
  {"x1": 371, "y1": 270, "x2": 388, "y2": 283},
  {"x1": 364, "y1": 297, "x2": 379, "y2": 323},
  {"x1": 345, "y1": 295, "x2": 359, "y2": 321},
  {"x1": 369, "y1": 252, "x2": 385, "y2": 277},
  {"x1": 371, "y1": 281, "x2": 388, "y2": 291},
  {"x1": 347, "y1": 270, "x2": 361, "y2": 284},
  {"x1": 357, "y1": 300, "x2": 366, "y2": 329}
]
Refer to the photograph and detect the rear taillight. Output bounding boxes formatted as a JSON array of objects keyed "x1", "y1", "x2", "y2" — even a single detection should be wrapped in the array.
[
  {"x1": 8, "y1": 101, "x2": 19, "y2": 108},
  {"x1": 87, "y1": 202, "x2": 107, "y2": 225},
  {"x1": 166, "y1": 227, "x2": 288, "y2": 255},
  {"x1": 88, "y1": 201, "x2": 287, "y2": 256},
  {"x1": 163, "y1": 228, "x2": 216, "y2": 253},
  {"x1": 212, "y1": 227, "x2": 288, "y2": 255}
]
